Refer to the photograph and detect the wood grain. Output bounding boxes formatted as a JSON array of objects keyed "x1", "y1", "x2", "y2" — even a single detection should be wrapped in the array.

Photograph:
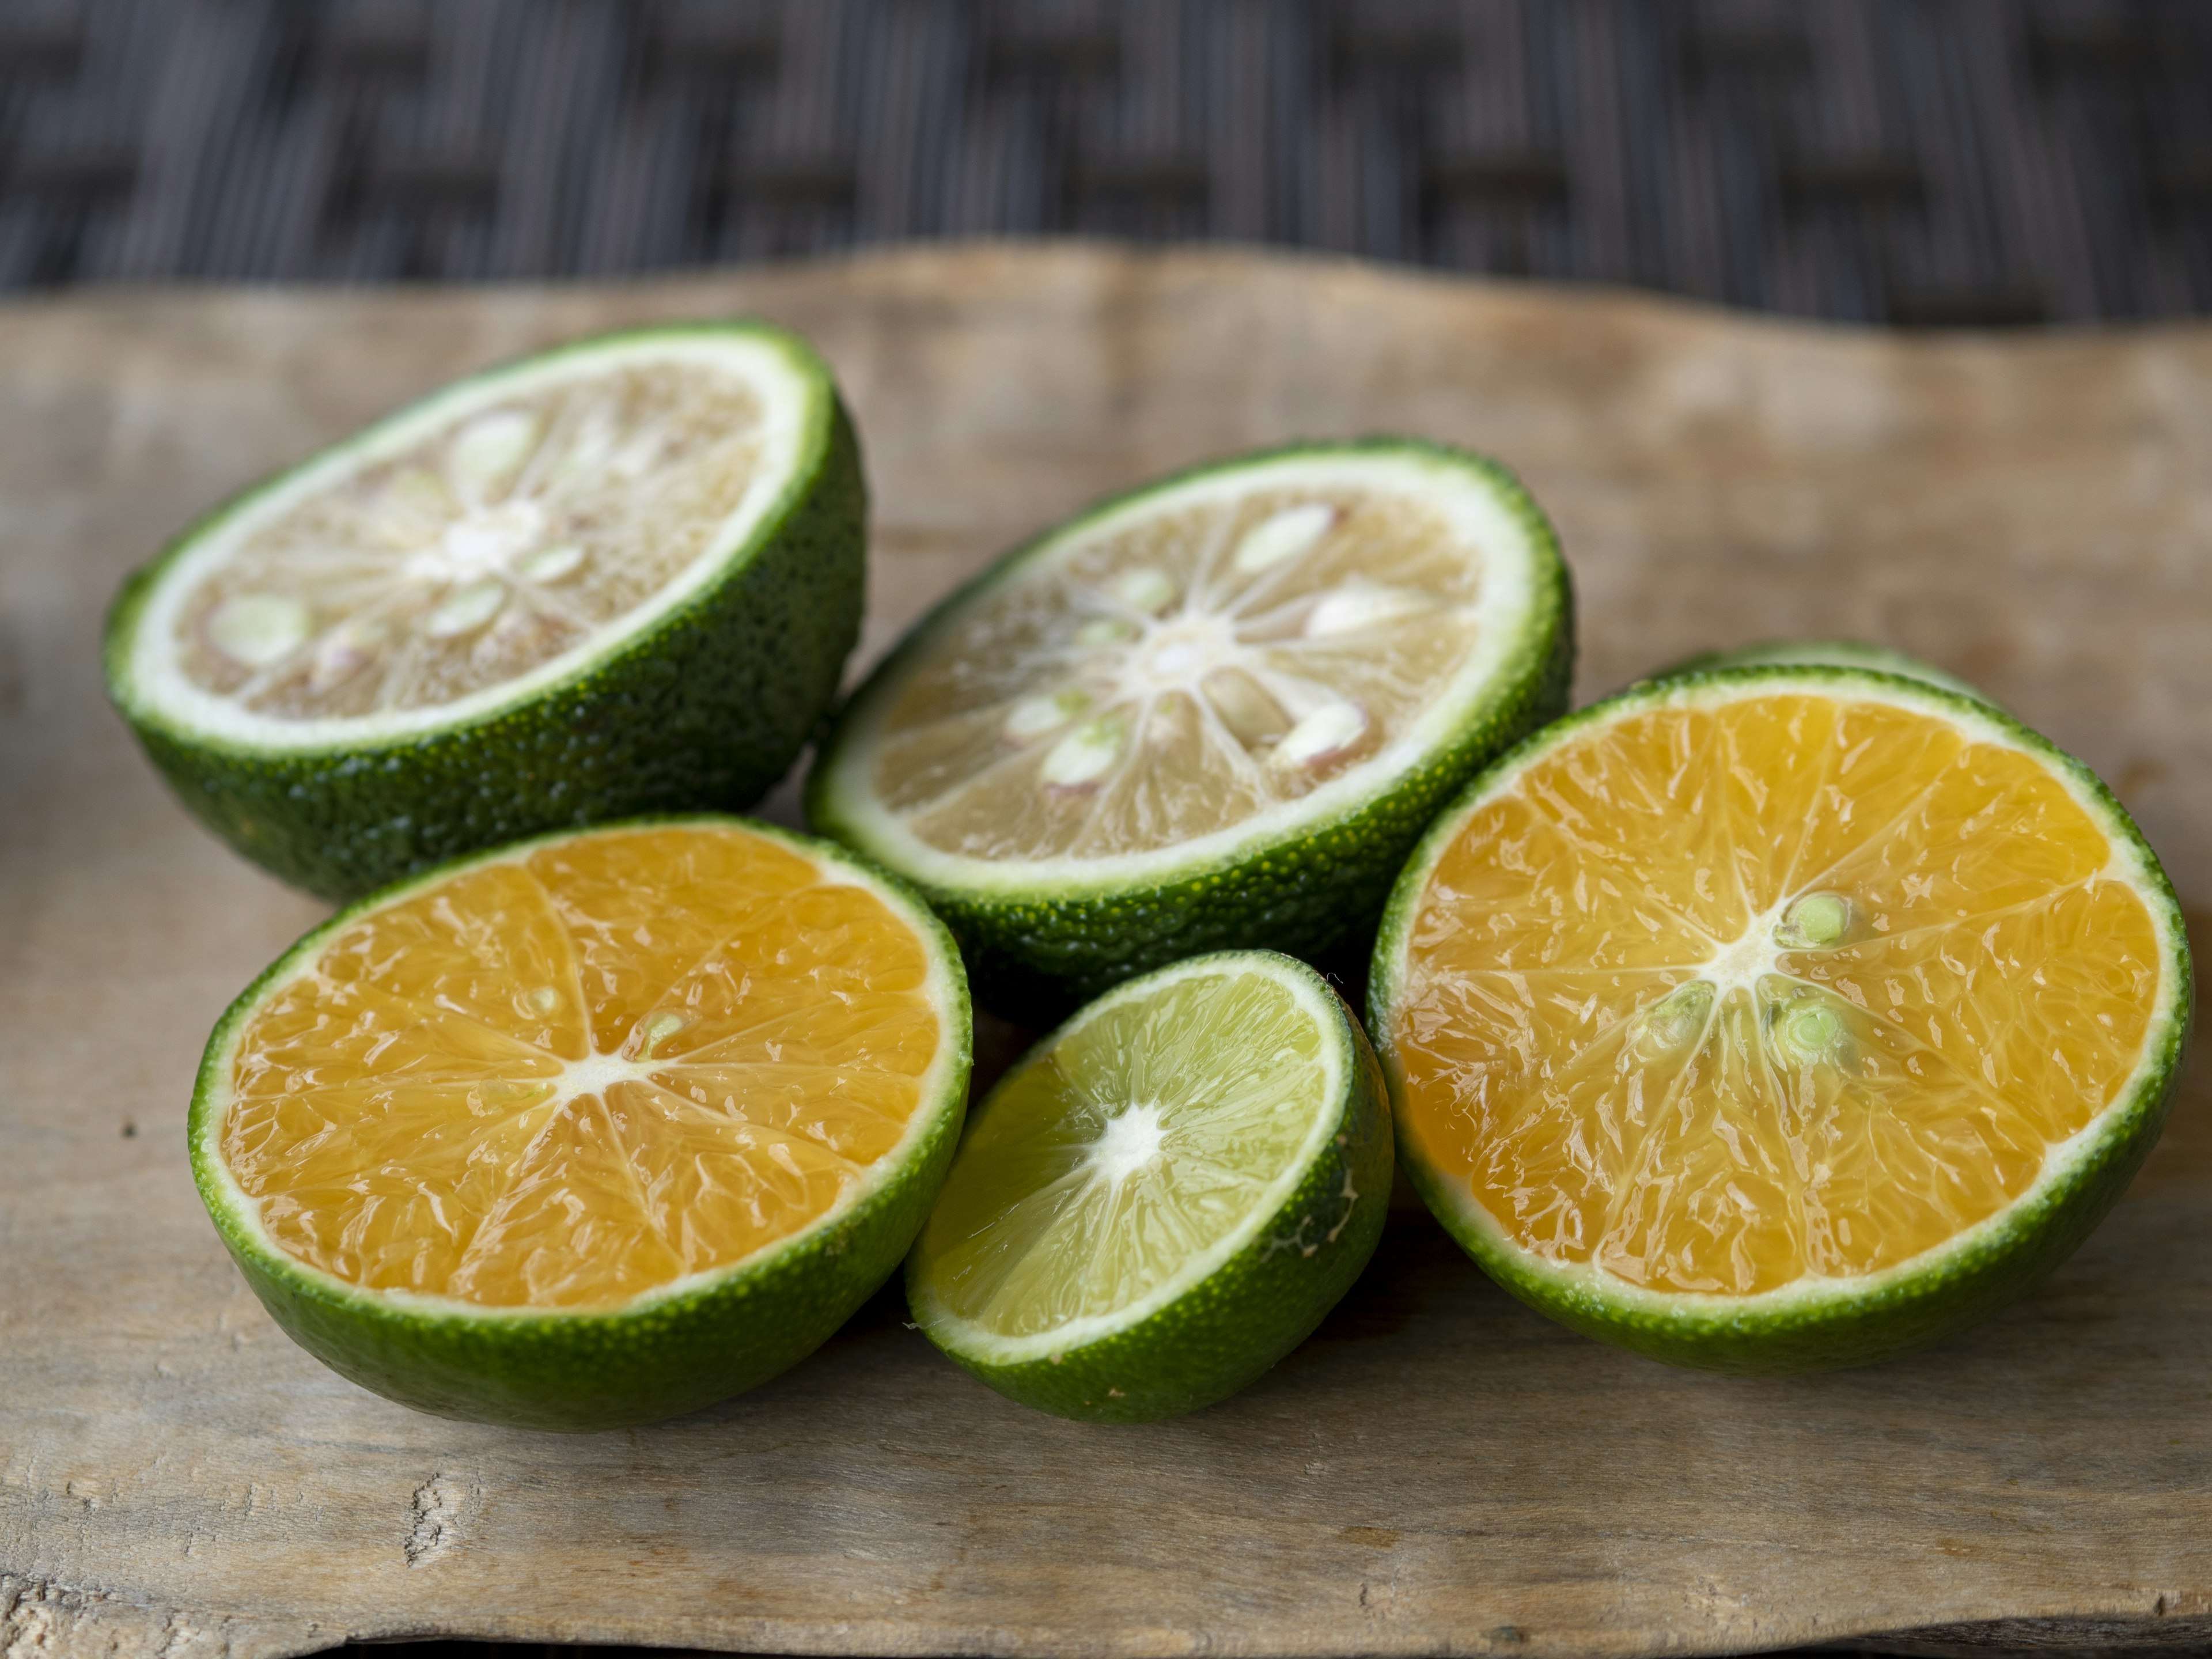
[{"x1": 2, "y1": 245, "x2": 2208, "y2": 1659}]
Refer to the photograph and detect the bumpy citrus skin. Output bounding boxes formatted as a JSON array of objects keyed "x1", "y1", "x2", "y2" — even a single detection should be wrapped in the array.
[
  {"x1": 909, "y1": 957, "x2": 1393, "y2": 1423},
  {"x1": 189, "y1": 818, "x2": 971, "y2": 1432},
  {"x1": 107, "y1": 324, "x2": 867, "y2": 903},
  {"x1": 810, "y1": 441, "x2": 1574, "y2": 1025},
  {"x1": 1651, "y1": 639, "x2": 1992, "y2": 707},
  {"x1": 1370, "y1": 666, "x2": 2192, "y2": 1376}
]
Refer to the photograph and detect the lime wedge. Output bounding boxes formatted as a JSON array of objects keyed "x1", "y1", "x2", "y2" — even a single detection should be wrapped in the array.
[
  {"x1": 107, "y1": 323, "x2": 865, "y2": 900},
  {"x1": 907, "y1": 950, "x2": 1391, "y2": 1422}
]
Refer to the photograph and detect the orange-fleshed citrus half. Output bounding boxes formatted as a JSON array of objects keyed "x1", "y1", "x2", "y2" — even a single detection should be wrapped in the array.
[
  {"x1": 190, "y1": 819, "x2": 970, "y2": 1429},
  {"x1": 1370, "y1": 666, "x2": 2190, "y2": 1373}
]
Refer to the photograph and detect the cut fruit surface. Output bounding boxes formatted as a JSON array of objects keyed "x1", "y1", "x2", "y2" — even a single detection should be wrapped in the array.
[
  {"x1": 811, "y1": 441, "x2": 1571, "y2": 1016},
  {"x1": 108, "y1": 323, "x2": 866, "y2": 900},
  {"x1": 1371, "y1": 667, "x2": 2188, "y2": 1372},
  {"x1": 192, "y1": 819, "x2": 969, "y2": 1427},
  {"x1": 908, "y1": 950, "x2": 1391, "y2": 1422}
]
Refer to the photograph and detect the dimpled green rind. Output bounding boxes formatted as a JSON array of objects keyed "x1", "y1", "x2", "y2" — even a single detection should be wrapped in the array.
[
  {"x1": 1369, "y1": 665, "x2": 2193, "y2": 1376},
  {"x1": 107, "y1": 323, "x2": 866, "y2": 904},
  {"x1": 808, "y1": 440, "x2": 1573, "y2": 1025},
  {"x1": 188, "y1": 817, "x2": 971, "y2": 1432},
  {"x1": 907, "y1": 952, "x2": 1393, "y2": 1423},
  {"x1": 1650, "y1": 639, "x2": 1993, "y2": 707}
]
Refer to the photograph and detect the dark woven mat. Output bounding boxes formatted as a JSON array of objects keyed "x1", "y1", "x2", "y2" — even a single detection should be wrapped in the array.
[{"x1": 4, "y1": 0, "x2": 2211, "y2": 323}]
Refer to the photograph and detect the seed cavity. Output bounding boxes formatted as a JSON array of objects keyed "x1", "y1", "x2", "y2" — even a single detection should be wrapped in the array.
[
  {"x1": 1777, "y1": 892, "x2": 1852, "y2": 949},
  {"x1": 1634, "y1": 982, "x2": 1714, "y2": 1059},
  {"x1": 207, "y1": 593, "x2": 312, "y2": 667},
  {"x1": 1768, "y1": 994, "x2": 1849, "y2": 1066},
  {"x1": 449, "y1": 410, "x2": 538, "y2": 501},
  {"x1": 638, "y1": 1010, "x2": 687, "y2": 1059},
  {"x1": 1108, "y1": 567, "x2": 1177, "y2": 615},
  {"x1": 1005, "y1": 687, "x2": 1090, "y2": 741},
  {"x1": 1232, "y1": 502, "x2": 1337, "y2": 574},
  {"x1": 425, "y1": 578, "x2": 506, "y2": 640},
  {"x1": 1272, "y1": 700, "x2": 1370, "y2": 771},
  {"x1": 1202, "y1": 667, "x2": 1289, "y2": 746},
  {"x1": 518, "y1": 542, "x2": 585, "y2": 584},
  {"x1": 1041, "y1": 715, "x2": 1126, "y2": 790},
  {"x1": 1304, "y1": 584, "x2": 1435, "y2": 639},
  {"x1": 306, "y1": 616, "x2": 388, "y2": 692},
  {"x1": 385, "y1": 467, "x2": 457, "y2": 521},
  {"x1": 1074, "y1": 616, "x2": 1139, "y2": 650}
]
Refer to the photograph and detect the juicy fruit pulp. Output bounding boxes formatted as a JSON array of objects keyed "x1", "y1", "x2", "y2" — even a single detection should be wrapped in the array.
[
  {"x1": 921, "y1": 967, "x2": 1332, "y2": 1336},
  {"x1": 176, "y1": 361, "x2": 767, "y2": 722},
  {"x1": 1389, "y1": 686, "x2": 2168, "y2": 1300},
  {"x1": 221, "y1": 824, "x2": 945, "y2": 1310},
  {"x1": 870, "y1": 481, "x2": 1490, "y2": 861},
  {"x1": 908, "y1": 952, "x2": 1392, "y2": 1422}
]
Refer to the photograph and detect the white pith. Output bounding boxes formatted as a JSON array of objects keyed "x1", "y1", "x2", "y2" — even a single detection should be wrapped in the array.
[
  {"x1": 1374, "y1": 669, "x2": 2190, "y2": 1319},
  {"x1": 824, "y1": 448, "x2": 1547, "y2": 894},
  {"x1": 126, "y1": 334, "x2": 815, "y2": 752},
  {"x1": 914, "y1": 953, "x2": 1352, "y2": 1365},
  {"x1": 192, "y1": 823, "x2": 971, "y2": 1323}
]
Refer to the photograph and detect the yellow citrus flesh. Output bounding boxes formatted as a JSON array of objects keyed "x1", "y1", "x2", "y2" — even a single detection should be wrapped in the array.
[
  {"x1": 1393, "y1": 691, "x2": 2163, "y2": 1297},
  {"x1": 177, "y1": 361, "x2": 767, "y2": 719},
  {"x1": 221, "y1": 825, "x2": 942, "y2": 1309},
  {"x1": 872, "y1": 482, "x2": 1485, "y2": 858}
]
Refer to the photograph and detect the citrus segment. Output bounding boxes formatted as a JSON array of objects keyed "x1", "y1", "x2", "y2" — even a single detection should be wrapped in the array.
[
  {"x1": 194, "y1": 819, "x2": 970, "y2": 1428},
  {"x1": 812, "y1": 441, "x2": 1572, "y2": 1016},
  {"x1": 908, "y1": 951, "x2": 1392, "y2": 1422},
  {"x1": 1374, "y1": 670, "x2": 2188, "y2": 1370}
]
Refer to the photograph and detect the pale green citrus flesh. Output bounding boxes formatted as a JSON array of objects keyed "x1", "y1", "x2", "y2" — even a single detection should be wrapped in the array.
[{"x1": 914, "y1": 958, "x2": 1336, "y2": 1346}]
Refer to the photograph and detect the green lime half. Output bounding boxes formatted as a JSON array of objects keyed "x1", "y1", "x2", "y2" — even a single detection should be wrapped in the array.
[
  {"x1": 809, "y1": 440, "x2": 1571, "y2": 1020},
  {"x1": 907, "y1": 949, "x2": 1391, "y2": 1422},
  {"x1": 107, "y1": 322, "x2": 866, "y2": 902},
  {"x1": 1652, "y1": 639, "x2": 1993, "y2": 705},
  {"x1": 191, "y1": 817, "x2": 969, "y2": 1431},
  {"x1": 1371, "y1": 664, "x2": 2189, "y2": 1374}
]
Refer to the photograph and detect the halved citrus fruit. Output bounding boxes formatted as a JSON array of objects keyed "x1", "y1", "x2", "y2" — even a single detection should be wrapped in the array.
[
  {"x1": 808, "y1": 440, "x2": 1571, "y2": 1018},
  {"x1": 107, "y1": 323, "x2": 865, "y2": 901},
  {"x1": 908, "y1": 950, "x2": 1390, "y2": 1421},
  {"x1": 190, "y1": 819, "x2": 969, "y2": 1430},
  {"x1": 1370, "y1": 666, "x2": 2190, "y2": 1373}
]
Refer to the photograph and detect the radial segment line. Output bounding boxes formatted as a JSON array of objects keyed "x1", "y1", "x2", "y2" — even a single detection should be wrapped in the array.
[{"x1": 1784, "y1": 756, "x2": 1966, "y2": 906}]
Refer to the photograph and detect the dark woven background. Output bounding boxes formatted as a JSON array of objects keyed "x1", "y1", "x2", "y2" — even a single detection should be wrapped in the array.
[{"x1": 5, "y1": 0, "x2": 2212, "y2": 322}]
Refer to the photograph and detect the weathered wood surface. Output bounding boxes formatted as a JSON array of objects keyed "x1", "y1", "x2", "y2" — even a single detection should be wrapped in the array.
[{"x1": 2, "y1": 245, "x2": 2209, "y2": 1659}]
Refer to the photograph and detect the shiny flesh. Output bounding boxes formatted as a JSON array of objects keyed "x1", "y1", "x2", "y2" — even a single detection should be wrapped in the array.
[
  {"x1": 1392, "y1": 692, "x2": 2162, "y2": 1297},
  {"x1": 220, "y1": 827, "x2": 942, "y2": 1310},
  {"x1": 918, "y1": 965, "x2": 1327, "y2": 1338}
]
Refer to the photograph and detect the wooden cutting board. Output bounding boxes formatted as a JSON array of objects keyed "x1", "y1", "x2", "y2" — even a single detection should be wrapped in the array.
[{"x1": 2, "y1": 245, "x2": 2207, "y2": 1659}]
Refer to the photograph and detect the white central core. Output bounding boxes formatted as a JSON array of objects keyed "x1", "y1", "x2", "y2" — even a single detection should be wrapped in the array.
[
  {"x1": 554, "y1": 1050, "x2": 675, "y2": 1099},
  {"x1": 1089, "y1": 1103, "x2": 1168, "y2": 1183},
  {"x1": 1128, "y1": 614, "x2": 1237, "y2": 691},
  {"x1": 404, "y1": 499, "x2": 549, "y2": 585},
  {"x1": 1701, "y1": 902, "x2": 1791, "y2": 997}
]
